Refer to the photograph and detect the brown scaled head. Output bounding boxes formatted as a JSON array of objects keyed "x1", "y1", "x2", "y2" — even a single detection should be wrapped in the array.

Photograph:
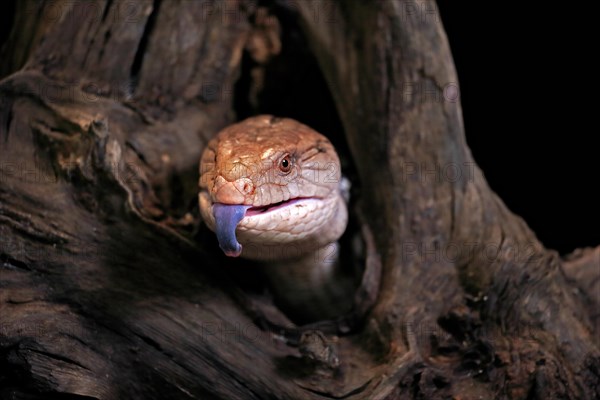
[{"x1": 199, "y1": 115, "x2": 340, "y2": 207}]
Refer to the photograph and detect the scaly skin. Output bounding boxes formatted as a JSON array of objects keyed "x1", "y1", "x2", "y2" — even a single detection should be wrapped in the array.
[{"x1": 198, "y1": 115, "x2": 353, "y2": 322}]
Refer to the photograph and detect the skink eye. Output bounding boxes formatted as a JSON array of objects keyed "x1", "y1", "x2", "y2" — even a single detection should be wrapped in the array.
[{"x1": 278, "y1": 154, "x2": 293, "y2": 173}]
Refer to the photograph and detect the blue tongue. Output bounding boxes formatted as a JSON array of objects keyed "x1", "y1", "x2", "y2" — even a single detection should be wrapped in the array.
[{"x1": 213, "y1": 204, "x2": 250, "y2": 257}]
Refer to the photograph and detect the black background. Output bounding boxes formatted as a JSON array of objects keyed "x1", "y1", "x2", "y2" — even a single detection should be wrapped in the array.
[{"x1": 437, "y1": 1, "x2": 599, "y2": 254}]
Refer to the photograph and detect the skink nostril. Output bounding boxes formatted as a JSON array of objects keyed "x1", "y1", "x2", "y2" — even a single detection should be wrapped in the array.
[{"x1": 235, "y1": 178, "x2": 255, "y2": 196}]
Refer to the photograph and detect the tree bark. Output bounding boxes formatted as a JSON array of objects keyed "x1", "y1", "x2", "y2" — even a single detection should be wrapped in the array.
[{"x1": 0, "y1": 1, "x2": 598, "y2": 399}]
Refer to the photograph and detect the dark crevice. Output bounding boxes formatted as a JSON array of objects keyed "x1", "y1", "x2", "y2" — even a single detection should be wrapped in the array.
[
  {"x1": 411, "y1": 371, "x2": 422, "y2": 398},
  {"x1": 525, "y1": 371, "x2": 538, "y2": 400},
  {"x1": 125, "y1": 141, "x2": 150, "y2": 167},
  {"x1": 0, "y1": 0, "x2": 16, "y2": 78},
  {"x1": 133, "y1": 332, "x2": 165, "y2": 354},
  {"x1": 1, "y1": 253, "x2": 31, "y2": 271},
  {"x1": 0, "y1": 1, "x2": 15, "y2": 45},
  {"x1": 82, "y1": 1, "x2": 115, "y2": 68},
  {"x1": 129, "y1": 0, "x2": 162, "y2": 92},
  {"x1": 1, "y1": 106, "x2": 13, "y2": 143},
  {"x1": 101, "y1": 0, "x2": 113, "y2": 23}
]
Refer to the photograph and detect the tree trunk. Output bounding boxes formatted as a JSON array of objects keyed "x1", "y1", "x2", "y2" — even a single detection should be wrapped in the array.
[{"x1": 0, "y1": 1, "x2": 598, "y2": 399}]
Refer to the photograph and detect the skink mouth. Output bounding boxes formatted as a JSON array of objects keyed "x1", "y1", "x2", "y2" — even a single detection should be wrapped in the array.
[
  {"x1": 210, "y1": 197, "x2": 320, "y2": 257},
  {"x1": 245, "y1": 197, "x2": 315, "y2": 217}
]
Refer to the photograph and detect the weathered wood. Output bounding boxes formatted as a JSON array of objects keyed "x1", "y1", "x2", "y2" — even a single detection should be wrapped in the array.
[{"x1": 0, "y1": 1, "x2": 598, "y2": 399}]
